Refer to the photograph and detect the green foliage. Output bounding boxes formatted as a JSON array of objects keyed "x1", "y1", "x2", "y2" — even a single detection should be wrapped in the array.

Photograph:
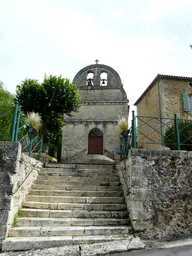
[
  {"x1": 164, "y1": 120, "x2": 192, "y2": 151},
  {"x1": 16, "y1": 75, "x2": 80, "y2": 154},
  {"x1": 16, "y1": 79, "x2": 46, "y2": 114},
  {"x1": 0, "y1": 82, "x2": 15, "y2": 141}
]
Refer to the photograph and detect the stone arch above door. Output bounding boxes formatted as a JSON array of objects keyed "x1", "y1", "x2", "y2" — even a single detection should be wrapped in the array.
[{"x1": 88, "y1": 128, "x2": 103, "y2": 154}]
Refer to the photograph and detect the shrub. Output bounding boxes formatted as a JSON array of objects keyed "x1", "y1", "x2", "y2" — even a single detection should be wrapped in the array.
[{"x1": 164, "y1": 120, "x2": 192, "y2": 151}]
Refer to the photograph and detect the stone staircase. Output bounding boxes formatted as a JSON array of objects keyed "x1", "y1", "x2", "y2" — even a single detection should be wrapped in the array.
[{"x1": 3, "y1": 163, "x2": 131, "y2": 251}]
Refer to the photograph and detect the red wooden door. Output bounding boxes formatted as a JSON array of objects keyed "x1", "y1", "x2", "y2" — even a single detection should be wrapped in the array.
[{"x1": 88, "y1": 137, "x2": 103, "y2": 154}]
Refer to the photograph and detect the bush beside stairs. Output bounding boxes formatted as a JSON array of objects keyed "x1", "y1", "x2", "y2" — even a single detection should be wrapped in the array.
[{"x1": 2, "y1": 163, "x2": 132, "y2": 251}]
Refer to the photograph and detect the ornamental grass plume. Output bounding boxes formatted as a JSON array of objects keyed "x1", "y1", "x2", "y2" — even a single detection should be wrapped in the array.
[
  {"x1": 25, "y1": 112, "x2": 42, "y2": 132},
  {"x1": 118, "y1": 117, "x2": 128, "y2": 131}
]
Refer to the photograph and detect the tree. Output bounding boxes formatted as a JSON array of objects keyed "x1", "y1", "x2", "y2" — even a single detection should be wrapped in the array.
[
  {"x1": 16, "y1": 75, "x2": 80, "y2": 155},
  {"x1": 164, "y1": 120, "x2": 192, "y2": 151},
  {"x1": 0, "y1": 81, "x2": 15, "y2": 141}
]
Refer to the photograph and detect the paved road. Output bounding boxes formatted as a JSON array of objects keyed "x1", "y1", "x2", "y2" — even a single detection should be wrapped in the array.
[{"x1": 112, "y1": 246, "x2": 192, "y2": 256}]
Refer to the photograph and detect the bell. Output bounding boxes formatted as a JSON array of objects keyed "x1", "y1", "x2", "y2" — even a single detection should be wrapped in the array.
[
  {"x1": 87, "y1": 78, "x2": 93, "y2": 86},
  {"x1": 102, "y1": 79, "x2": 105, "y2": 85}
]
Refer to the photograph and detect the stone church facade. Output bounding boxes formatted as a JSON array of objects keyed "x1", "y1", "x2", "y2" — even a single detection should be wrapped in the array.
[{"x1": 61, "y1": 61, "x2": 129, "y2": 161}]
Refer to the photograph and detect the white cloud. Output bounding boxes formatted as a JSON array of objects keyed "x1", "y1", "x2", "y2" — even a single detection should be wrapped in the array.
[
  {"x1": 103, "y1": 8, "x2": 125, "y2": 20},
  {"x1": 142, "y1": 0, "x2": 192, "y2": 22},
  {"x1": 0, "y1": 0, "x2": 192, "y2": 112}
]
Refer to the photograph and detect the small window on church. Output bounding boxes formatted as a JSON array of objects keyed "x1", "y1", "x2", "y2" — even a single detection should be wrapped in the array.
[
  {"x1": 87, "y1": 71, "x2": 94, "y2": 86},
  {"x1": 100, "y1": 72, "x2": 107, "y2": 86}
]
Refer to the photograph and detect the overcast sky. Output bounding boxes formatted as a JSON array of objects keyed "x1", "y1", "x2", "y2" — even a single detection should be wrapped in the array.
[{"x1": 1, "y1": 0, "x2": 192, "y2": 108}]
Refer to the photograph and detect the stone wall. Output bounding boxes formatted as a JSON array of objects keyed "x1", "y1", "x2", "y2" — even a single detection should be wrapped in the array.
[
  {"x1": 135, "y1": 81, "x2": 161, "y2": 149},
  {"x1": 161, "y1": 79, "x2": 192, "y2": 119},
  {"x1": 0, "y1": 142, "x2": 42, "y2": 248},
  {"x1": 65, "y1": 103, "x2": 128, "y2": 121},
  {"x1": 117, "y1": 149, "x2": 192, "y2": 241},
  {"x1": 78, "y1": 89, "x2": 127, "y2": 101}
]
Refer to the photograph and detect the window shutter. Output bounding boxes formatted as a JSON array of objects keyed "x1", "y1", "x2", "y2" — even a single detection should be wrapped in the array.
[
  {"x1": 182, "y1": 92, "x2": 190, "y2": 111},
  {"x1": 190, "y1": 96, "x2": 192, "y2": 111}
]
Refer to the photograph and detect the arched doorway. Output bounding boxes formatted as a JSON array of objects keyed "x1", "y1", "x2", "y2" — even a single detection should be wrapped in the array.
[{"x1": 88, "y1": 128, "x2": 103, "y2": 154}]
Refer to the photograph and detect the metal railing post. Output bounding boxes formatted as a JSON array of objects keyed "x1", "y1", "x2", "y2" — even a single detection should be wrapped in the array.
[
  {"x1": 174, "y1": 113, "x2": 180, "y2": 150},
  {"x1": 40, "y1": 136, "x2": 43, "y2": 159},
  {"x1": 29, "y1": 137, "x2": 33, "y2": 157},
  {"x1": 11, "y1": 102, "x2": 19, "y2": 142},
  {"x1": 132, "y1": 110, "x2": 136, "y2": 148},
  {"x1": 14, "y1": 106, "x2": 21, "y2": 142}
]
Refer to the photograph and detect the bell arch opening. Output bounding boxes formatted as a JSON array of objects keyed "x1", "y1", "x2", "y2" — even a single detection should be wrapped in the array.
[
  {"x1": 88, "y1": 128, "x2": 103, "y2": 154},
  {"x1": 100, "y1": 72, "x2": 107, "y2": 86},
  {"x1": 86, "y1": 71, "x2": 94, "y2": 86}
]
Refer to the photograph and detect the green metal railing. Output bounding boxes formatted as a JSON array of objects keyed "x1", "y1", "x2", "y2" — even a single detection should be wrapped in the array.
[
  {"x1": 9, "y1": 102, "x2": 43, "y2": 159},
  {"x1": 120, "y1": 127, "x2": 132, "y2": 160},
  {"x1": 130, "y1": 111, "x2": 192, "y2": 151}
]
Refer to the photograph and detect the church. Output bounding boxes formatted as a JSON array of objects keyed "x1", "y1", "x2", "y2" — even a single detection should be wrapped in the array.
[{"x1": 61, "y1": 61, "x2": 129, "y2": 162}]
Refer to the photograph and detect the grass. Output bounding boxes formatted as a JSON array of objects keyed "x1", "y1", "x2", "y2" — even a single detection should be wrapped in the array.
[
  {"x1": 25, "y1": 112, "x2": 42, "y2": 132},
  {"x1": 118, "y1": 117, "x2": 128, "y2": 131},
  {"x1": 12, "y1": 213, "x2": 18, "y2": 227}
]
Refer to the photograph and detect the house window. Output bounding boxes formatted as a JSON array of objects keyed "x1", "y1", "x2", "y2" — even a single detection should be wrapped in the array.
[{"x1": 182, "y1": 92, "x2": 192, "y2": 111}]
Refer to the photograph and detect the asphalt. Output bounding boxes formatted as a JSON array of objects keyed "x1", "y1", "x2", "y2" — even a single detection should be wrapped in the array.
[{"x1": 112, "y1": 245, "x2": 192, "y2": 256}]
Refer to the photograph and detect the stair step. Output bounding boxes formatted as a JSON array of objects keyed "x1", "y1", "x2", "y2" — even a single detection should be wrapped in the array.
[
  {"x1": 3, "y1": 163, "x2": 130, "y2": 252},
  {"x1": 2, "y1": 235, "x2": 131, "y2": 251},
  {"x1": 32, "y1": 184, "x2": 121, "y2": 191},
  {"x1": 39, "y1": 172, "x2": 118, "y2": 179},
  {"x1": 29, "y1": 190, "x2": 123, "y2": 197},
  {"x1": 19, "y1": 209, "x2": 128, "y2": 218},
  {"x1": 35, "y1": 180, "x2": 120, "y2": 186},
  {"x1": 45, "y1": 164, "x2": 115, "y2": 170},
  {"x1": 8, "y1": 226, "x2": 130, "y2": 237},
  {"x1": 16, "y1": 217, "x2": 129, "y2": 226},
  {"x1": 39, "y1": 169, "x2": 117, "y2": 177},
  {"x1": 25, "y1": 196, "x2": 125, "y2": 204},
  {"x1": 36, "y1": 175, "x2": 119, "y2": 182},
  {"x1": 23, "y1": 202, "x2": 127, "y2": 211}
]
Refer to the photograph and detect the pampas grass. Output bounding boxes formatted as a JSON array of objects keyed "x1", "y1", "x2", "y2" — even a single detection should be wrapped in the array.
[
  {"x1": 118, "y1": 117, "x2": 128, "y2": 131},
  {"x1": 25, "y1": 112, "x2": 42, "y2": 132}
]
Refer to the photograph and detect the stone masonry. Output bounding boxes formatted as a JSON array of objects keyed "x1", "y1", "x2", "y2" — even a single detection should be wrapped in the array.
[
  {"x1": 117, "y1": 148, "x2": 192, "y2": 241},
  {"x1": 2, "y1": 161, "x2": 132, "y2": 251},
  {"x1": 61, "y1": 62, "x2": 129, "y2": 161},
  {"x1": 0, "y1": 141, "x2": 42, "y2": 249}
]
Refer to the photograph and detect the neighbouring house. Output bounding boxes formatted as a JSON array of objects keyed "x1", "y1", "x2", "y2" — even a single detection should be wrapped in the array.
[
  {"x1": 61, "y1": 61, "x2": 129, "y2": 161},
  {"x1": 134, "y1": 74, "x2": 192, "y2": 149}
]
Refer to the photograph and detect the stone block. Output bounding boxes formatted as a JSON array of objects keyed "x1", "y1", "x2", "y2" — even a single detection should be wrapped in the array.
[
  {"x1": 129, "y1": 166, "x2": 143, "y2": 176},
  {"x1": 130, "y1": 176, "x2": 148, "y2": 188},
  {"x1": 129, "y1": 209, "x2": 153, "y2": 221},
  {"x1": 187, "y1": 151, "x2": 192, "y2": 158},
  {"x1": 0, "y1": 225, "x2": 7, "y2": 238},
  {"x1": 129, "y1": 188, "x2": 152, "y2": 201},
  {"x1": 132, "y1": 220, "x2": 148, "y2": 232},
  {"x1": 81, "y1": 239, "x2": 133, "y2": 256},
  {"x1": 126, "y1": 200, "x2": 144, "y2": 210},
  {"x1": 127, "y1": 237, "x2": 146, "y2": 250},
  {"x1": 0, "y1": 210, "x2": 9, "y2": 223}
]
